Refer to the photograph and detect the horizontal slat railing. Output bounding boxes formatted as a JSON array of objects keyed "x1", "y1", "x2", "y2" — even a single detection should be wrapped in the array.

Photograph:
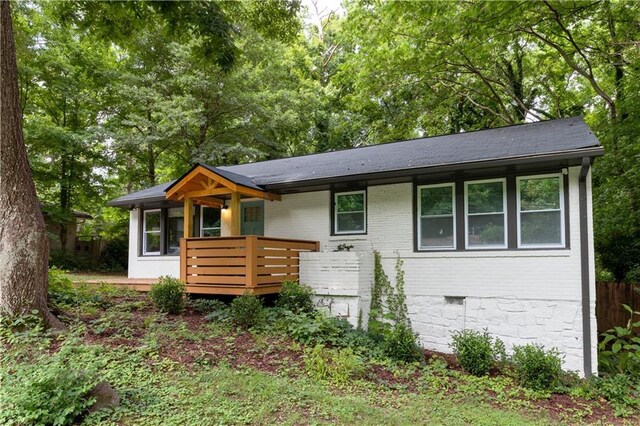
[{"x1": 180, "y1": 236, "x2": 319, "y2": 295}]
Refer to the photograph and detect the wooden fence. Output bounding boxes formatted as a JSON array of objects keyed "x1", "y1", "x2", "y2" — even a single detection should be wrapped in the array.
[
  {"x1": 180, "y1": 235, "x2": 319, "y2": 295},
  {"x1": 596, "y1": 282, "x2": 640, "y2": 335}
]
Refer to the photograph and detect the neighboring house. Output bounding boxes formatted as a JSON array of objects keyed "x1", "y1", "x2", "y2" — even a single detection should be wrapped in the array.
[
  {"x1": 108, "y1": 117, "x2": 603, "y2": 376},
  {"x1": 41, "y1": 206, "x2": 93, "y2": 254}
]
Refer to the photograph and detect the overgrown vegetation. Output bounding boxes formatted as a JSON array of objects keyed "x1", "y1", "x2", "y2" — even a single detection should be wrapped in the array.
[
  {"x1": 275, "y1": 281, "x2": 315, "y2": 314},
  {"x1": 149, "y1": 276, "x2": 185, "y2": 314},
  {"x1": 368, "y1": 253, "x2": 421, "y2": 362},
  {"x1": 0, "y1": 272, "x2": 638, "y2": 424}
]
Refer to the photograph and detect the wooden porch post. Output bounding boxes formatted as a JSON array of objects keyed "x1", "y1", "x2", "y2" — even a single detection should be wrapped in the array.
[
  {"x1": 184, "y1": 195, "x2": 193, "y2": 238},
  {"x1": 180, "y1": 238, "x2": 187, "y2": 283},
  {"x1": 230, "y1": 191, "x2": 241, "y2": 236},
  {"x1": 246, "y1": 235, "x2": 258, "y2": 291}
]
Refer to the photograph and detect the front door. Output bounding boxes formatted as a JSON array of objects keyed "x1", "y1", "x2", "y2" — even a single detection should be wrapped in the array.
[{"x1": 241, "y1": 200, "x2": 264, "y2": 236}]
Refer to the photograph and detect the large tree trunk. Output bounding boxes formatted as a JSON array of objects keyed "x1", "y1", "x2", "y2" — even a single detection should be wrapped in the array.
[{"x1": 0, "y1": 1, "x2": 62, "y2": 328}]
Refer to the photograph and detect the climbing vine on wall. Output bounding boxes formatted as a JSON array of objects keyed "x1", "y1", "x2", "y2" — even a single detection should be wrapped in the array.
[{"x1": 369, "y1": 251, "x2": 411, "y2": 330}]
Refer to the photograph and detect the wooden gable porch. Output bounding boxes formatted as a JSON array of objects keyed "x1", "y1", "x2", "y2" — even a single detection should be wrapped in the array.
[{"x1": 165, "y1": 164, "x2": 319, "y2": 295}]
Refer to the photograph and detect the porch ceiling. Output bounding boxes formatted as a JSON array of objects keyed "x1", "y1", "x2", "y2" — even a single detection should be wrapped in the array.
[{"x1": 164, "y1": 164, "x2": 281, "y2": 204}]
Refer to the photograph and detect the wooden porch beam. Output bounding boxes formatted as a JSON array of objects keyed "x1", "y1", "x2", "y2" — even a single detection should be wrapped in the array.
[{"x1": 191, "y1": 196, "x2": 224, "y2": 207}]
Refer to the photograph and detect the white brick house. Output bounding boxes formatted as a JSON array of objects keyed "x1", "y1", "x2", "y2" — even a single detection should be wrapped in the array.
[{"x1": 109, "y1": 117, "x2": 603, "y2": 376}]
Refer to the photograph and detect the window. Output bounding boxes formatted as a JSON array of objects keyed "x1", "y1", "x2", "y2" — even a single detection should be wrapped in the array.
[
  {"x1": 465, "y1": 179, "x2": 507, "y2": 249},
  {"x1": 244, "y1": 206, "x2": 260, "y2": 223},
  {"x1": 201, "y1": 206, "x2": 221, "y2": 237},
  {"x1": 167, "y1": 208, "x2": 184, "y2": 254},
  {"x1": 517, "y1": 174, "x2": 564, "y2": 247},
  {"x1": 418, "y1": 183, "x2": 455, "y2": 250},
  {"x1": 143, "y1": 210, "x2": 161, "y2": 255},
  {"x1": 334, "y1": 190, "x2": 366, "y2": 234}
]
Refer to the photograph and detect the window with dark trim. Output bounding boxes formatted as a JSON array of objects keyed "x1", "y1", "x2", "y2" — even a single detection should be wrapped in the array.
[
  {"x1": 517, "y1": 174, "x2": 565, "y2": 248},
  {"x1": 334, "y1": 190, "x2": 367, "y2": 234},
  {"x1": 465, "y1": 178, "x2": 507, "y2": 249},
  {"x1": 415, "y1": 172, "x2": 568, "y2": 252},
  {"x1": 143, "y1": 210, "x2": 161, "y2": 255},
  {"x1": 418, "y1": 183, "x2": 456, "y2": 250},
  {"x1": 140, "y1": 206, "x2": 198, "y2": 256}
]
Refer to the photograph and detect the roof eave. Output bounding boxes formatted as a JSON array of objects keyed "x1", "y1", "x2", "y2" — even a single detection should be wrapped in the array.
[{"x1": 262, "y1": 146, "x2": 604, "y2": 191}]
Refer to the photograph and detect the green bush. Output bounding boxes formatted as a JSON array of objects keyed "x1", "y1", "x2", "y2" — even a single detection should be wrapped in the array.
[
  {"x1": 511, "y1": 344, "x2": 563, "y2": 391},
  {"x1": 283, "y1": 310, "x2": 377, "y2": 353},
  {"x1": 382, "y1": 323, "x2": 423, "y2": 363},
  {"x1": 450, "y1": 329, "x2": 498, "y2": 376},
  {"x1": 596, "y1": 373, "x2": 640, "y2": 417},
  {"x1": 624, "y1": 266, "x2": 640, "y2": 284},
  {"x1": 0, "y1": 343, "x2": 99, "y2": 426},
  {"x1": 48, "y1": 267, "x2": 76, "y2": 306},
  {"x1": 191, "y1": 298, "x2": 228, "y2": 315},
  {"x1": 275, "y1": 281, "x2": 315, "y2": 314},
  {"x1": 150, "y1": 276, "x2": 185, "y2": 314},
  {"x1": 303, "y1": 344, "x2": 365, "y2": 384},
  {"x1": 598, "y1": 304, "x2": 640, "y2": 376},
  {"x1": 230, "y1": 293, "x2": 264, "y2": 328}
]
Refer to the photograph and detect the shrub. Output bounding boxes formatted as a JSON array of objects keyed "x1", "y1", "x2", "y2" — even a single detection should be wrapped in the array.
[
  {"x1": 150, "y1": 276, "x2": 185, "y2": 314},
  {"x1": 511, "y1": 344, "x2": 563, "y2": 391},
  {"x1": 598, "y1": 304, "x2": 640, "y2": 376},
  {"x1": 48, "y1": 267, "x2": 76, "y2": 306},
  {"x1": 191, "y1": 298, "x2": 228, "y2": 315},
  {"x1": 596, "y1": 373, "x2": 640, "y2": 417},
  {"x1": 450, "y1": 329, "x2": 497, "y2": 376},
  {"x1": 229, "y1": 293, "x2": 264, "y2": 328},
  {"x1": 0, "y1": 343, "x2": 99, "y2": 426},
  {"x1": 275, "y1": 281, "x2": 315, "y2": 314},
  {"x1": 303, "y1": 344, "x2": 365, "y2": 384},
  {"x1": 382, "y1": 323, "x2": 423, "y2": 363},
  {"x1": 283, "y1": 311, "x2": 377, "y2": 353},
  {"x1": 624, "y1": 266, "x2": 640, "y2": 284}
]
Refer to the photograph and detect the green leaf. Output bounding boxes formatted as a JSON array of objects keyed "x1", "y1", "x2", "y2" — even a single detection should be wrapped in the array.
[
  {"x1": 622, "y1": 304, "x2": 633, "y2": 314},
  {"x1": 612, "y1": 342, "x2": 622, "y2": 353},
  {"x1": 614, "y1": 327, "x2": 631, "y2": 336}
]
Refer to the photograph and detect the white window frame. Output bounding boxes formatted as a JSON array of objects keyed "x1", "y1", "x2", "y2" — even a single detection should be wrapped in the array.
[
  {"x1": 200, "y1": 206, "x2": 222, "y2": 237},
  {"x1": 516, "y1": 173, "x2": 565, "y2": 248},
  {"x1": 334, "y1": 190, "x2": 367, "y2": 235},
  {"x1": 417, "y1": 183, "x2": 456, "y2": 250},
  {"x1": 143, "y1": 209, "x2": 161, "y2": 255},
  {"x1": 464, "y1": 178, "x2": 508, "y2": 250}
]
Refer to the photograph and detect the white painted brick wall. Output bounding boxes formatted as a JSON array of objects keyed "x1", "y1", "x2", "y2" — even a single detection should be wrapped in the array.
[
  {"x1": 409, "y1": 296, "x2": 585, "y2": 373},
  {"x1": 125, "y1": 165, "x2": 597, "y2": 375},
  {"x1": 300, "y1": 251, "x2": 373, "y2": 328}
]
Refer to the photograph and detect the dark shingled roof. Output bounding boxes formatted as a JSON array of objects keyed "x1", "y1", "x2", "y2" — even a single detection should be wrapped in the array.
[{"x1": 108, "y1": 117, "x2": 602, "y2": 207}]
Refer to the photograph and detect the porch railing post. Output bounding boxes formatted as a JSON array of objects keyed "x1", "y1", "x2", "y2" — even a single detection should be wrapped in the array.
[
  {"x1": 246, "y1": 235, "x2": 258, "y2": 291},
  {"x1": 180, "y1": 238, "x2": 187, "y2": 283}
]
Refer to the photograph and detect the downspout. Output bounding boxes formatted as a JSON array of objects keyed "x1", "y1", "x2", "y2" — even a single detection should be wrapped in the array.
[{"x1": 579, "y1": 157, "x2": 593, "y2": 377}]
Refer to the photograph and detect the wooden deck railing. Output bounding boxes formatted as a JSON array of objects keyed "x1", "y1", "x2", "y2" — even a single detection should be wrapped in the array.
[{"x1": 179, "y1": 236, "x2": 320, "y2": 295}]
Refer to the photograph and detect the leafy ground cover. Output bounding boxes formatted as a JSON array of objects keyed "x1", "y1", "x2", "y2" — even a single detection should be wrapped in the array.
[{"x1": 1, "y1": 282, "x2": 638, "y2": 425}]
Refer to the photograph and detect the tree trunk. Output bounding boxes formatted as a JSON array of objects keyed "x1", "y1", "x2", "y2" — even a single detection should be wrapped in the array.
[{"x1": 0, "y1": 1, "x2": 62, "y2": 328}]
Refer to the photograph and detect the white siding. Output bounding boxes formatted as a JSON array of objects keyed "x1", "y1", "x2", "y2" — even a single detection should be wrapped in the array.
[{"x1": 127, "y1": 210, "x2": 179, "y2": 279}]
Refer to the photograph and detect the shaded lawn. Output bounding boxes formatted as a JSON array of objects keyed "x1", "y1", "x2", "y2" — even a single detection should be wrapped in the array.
[{"x1": 3, "y1": 289, "x2": 634, "y2": 425}]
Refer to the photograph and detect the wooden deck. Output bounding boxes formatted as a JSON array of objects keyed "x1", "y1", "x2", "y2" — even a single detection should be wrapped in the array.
[
  {"x1": 180, "y1": 236, "x2": 319, "y2": 295},
  {"x1": 72, "y1": 276, "x2": 159, "y2": 292}
]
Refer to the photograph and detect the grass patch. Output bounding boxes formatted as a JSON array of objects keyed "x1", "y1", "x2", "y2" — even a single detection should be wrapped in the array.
[{"x1": 1, "y1": 282, "x2": 634, "y2": 425}]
